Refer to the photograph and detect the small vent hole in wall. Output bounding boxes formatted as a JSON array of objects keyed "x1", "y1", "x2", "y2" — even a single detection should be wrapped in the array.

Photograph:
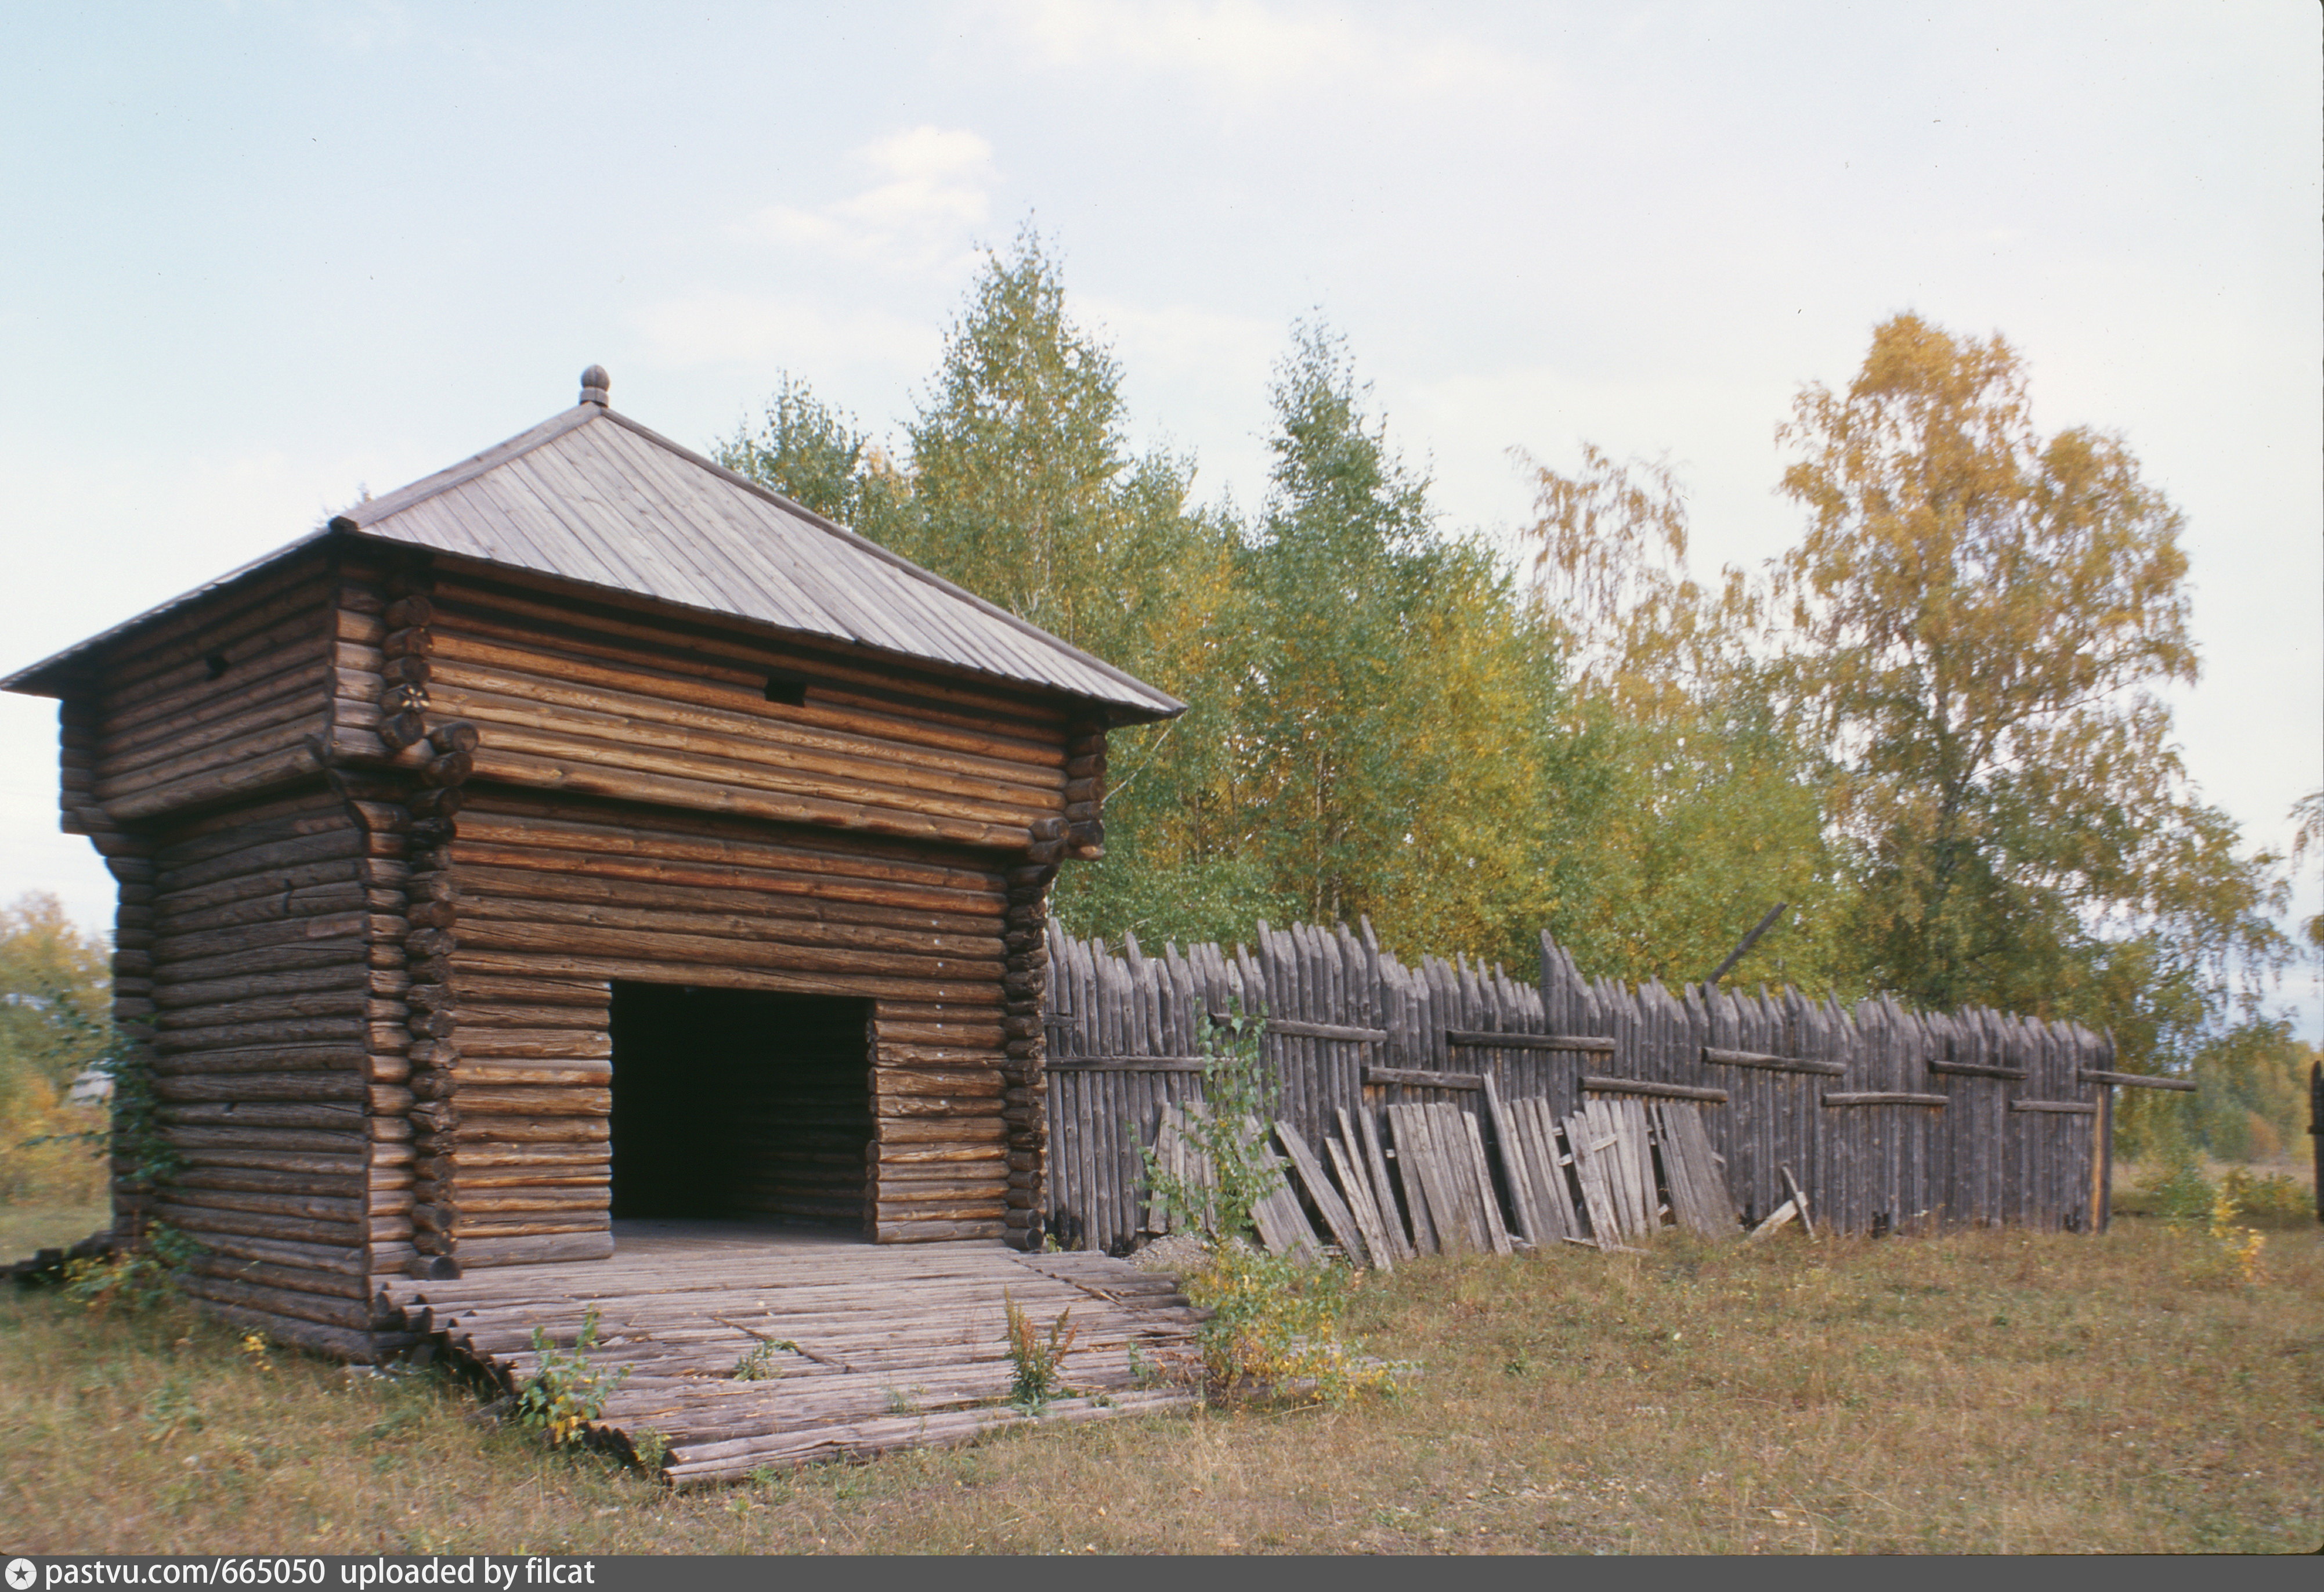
[
  {"x1": 764, "y1": 672, "x2": 808, "y2": 707},
  {"x1": 204, "y1": 653, "x2": 230, "y2": 680}
]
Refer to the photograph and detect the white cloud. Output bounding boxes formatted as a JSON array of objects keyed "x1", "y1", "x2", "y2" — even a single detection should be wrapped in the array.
[{"x1": 746, "y1": 126, "x2": 999, "y2": 276}]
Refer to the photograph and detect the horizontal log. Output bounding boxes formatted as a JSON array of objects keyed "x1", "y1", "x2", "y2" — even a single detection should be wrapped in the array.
[
  {"x1": 873, "y1": 1219, "x2": 1004, "y2": 1243},
  {"x1": 151, "y1": 865, "x2": 370, "y2": 925},
  {"x1": 877, "y1": 1117, "x2": 1006, "y2": 1145},
  {"x1": 189, "y1": 1255, "x2": 368, "y2": 1301},
  {"x1": 447, "y1": 922, "x2": 1004, "y2": 1006},
  {"x1": 424, "y1": 1189, "x2": 612, "y2": 1215},
  {"x1": 456, "y1": 1030, "x2": 615, "y2": 1062},
  {"x1": 448, "y1": 945, "x2": 996, "y2": 1010},
  {"x1": 203, "y1": 1299, "x2": 400, "y2": 1361},
  {"x1": 2011, "y1": 1099, "x2": 2099, "y2": 1114},
  {"x1": 167, "y1": 1125, "x2": 367, "y2": 1154},
  {"x1": 176, "y1": 1150, "x2": 367, "y2": 1180},
  {"x1": 874, "y1": 1094, "x2": 1004, "y2": 1120},
  {"x1": 456, "y1": 1086, "x2": 610, "y2": 1117},
  {"x1": 1926, "y1": 1059, "x2": 2028, "y2": 1080},
  {"x1": 440, "y1": 999, "x2": 610, "y2": 1031},
  {"x1": 1702, "y1": 1048, "x2": 1847, "y2": 1076},
  {"x1": 873, "y1": 1143, "x2": 1004, "y2": 1165},
  {"x1": 439, "y1": 970, "x2": 613, "y2": 1008},
  {"x1": 431, "y1": 1168, "x2": 608, "y2": 1190},
  {"x1": 1264, "y1": 1019, "x2": 1387, "y2": 1043},
  {"x1": 467, "y1": 744, "x2": 1032, "y2": 850},
  {"x1": 152, "y1": 788, "x2": 348, "y2": 851},
  {"x1": 444, "y1": 1212, "x2": 609, "y2": 1240},
  {"x1": 455, "y1": 1117, "x2": 611, "y2": 1143},
  {"x1": 105, "y1": 742, "x2": 328, "y2": 822},
  {"x1": 149, "y1": 943, "x2": 370, "y2": 991},
  {"x1": 874, "y1": 1067, "x2": 1004, "y2": 1098},
  {"x1": 172, "y1": 1227, "x2": 366, "y2": 1276},
  {"x1": 153, "y1": 1071, "x2": 367, "y2": 1103},
  {"x1": 1821, "y1": 1092, "x2": 1949, "y2": 1107},
  {"x1": 160, "y1": 1102, "x2": 368, "y2": 1132},
  {"x1": 155, "y1": 991, "x2": 379, "y2": 1031},
  {"x1": 151, "y1": 909, "x2": 380, "y2": 964},
  {"x1": 455, "y1": 863, "x2": 1006, "y2": 956},
  {"x1": 1044, "y1": 1056, "x2": 1206, "y2": 1073},
  {"x1": 453, "y1": 1231, "x2": 615, "y2": 1268},
  {"x1": 1364, "y1": 1066, "x2": 1484, "y2": 1090},
  {"x1": 183, "y1": 1273, "x2": 377, "y2": 1333},
  {"x1": 152, "y1": 959, "x2": 374, "y2": 1005},
  {"x1": 2079, "y1": 1069, "x2": 2198, "y2": 1093},
  {"x1": 1449, "y1": 1030, "x2": 1616, "y2": 1055},
  {"x1": 151, "y1": 1042, "x2": 368, "y2": 1077},
  {"x1": 178, "y1": 1167, "x2": 366, "y2": 1198},
  {"x1": 456, "y1": 894, "x2": 1000, "y2": 983},
  {"x1": 454, "y1": 806, "x2": 1008, "y2": 904},
  {"x1": 418, "y1": 1143, "x2": 606, "y2": 1172},
  {"x1": 153, "y1": 826, "x2": 364, "y2": 890},
  {"x1": 1582, "y1": 1076, "x2": 1730, "y2": 1103},
  {"x1": 154, "y1": 1200, "x2": 362, "y2": 1247},
  {"x1": 450, "y1": 1059, "x2": 611, "y2": 1086},
  {"x1": 156, "y1": 1016, "x2": 374, "y2": 1055}
]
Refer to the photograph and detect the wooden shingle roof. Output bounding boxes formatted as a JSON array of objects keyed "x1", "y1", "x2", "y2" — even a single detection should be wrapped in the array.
[{"x1": 5, "y1": 372, "x2": 1185, "y2": 721}]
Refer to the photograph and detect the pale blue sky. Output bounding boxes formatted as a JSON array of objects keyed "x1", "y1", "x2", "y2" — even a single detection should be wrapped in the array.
[{"x1": 3, "y1": 1, "x2": 2316, "y2": 1016}]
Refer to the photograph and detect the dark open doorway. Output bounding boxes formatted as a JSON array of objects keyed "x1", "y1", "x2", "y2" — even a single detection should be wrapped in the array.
[{"x1": 608, "y1": 984, "x2": 874, "y2": 1232}]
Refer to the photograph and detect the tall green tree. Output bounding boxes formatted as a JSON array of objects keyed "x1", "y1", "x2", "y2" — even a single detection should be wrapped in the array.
[
  {"x1": 717, "y1": 231, "x2": 1265, "y2": 948},
  {"x1": 0, "y1": 891, "x2": 110, "y2": 1103},
  {"x1": 715, "y1": 374, "x2": 903, "y2": 535},
  {"x1": 1239, "y1": 324, "x2": 1572, "y2": 964},
  {"x1": 1519, "y1": 443, "x2": 1844, "y2": 986},
  {"x1": 1773, "y1": 312, "x2": 2286, "y2": 1050}
]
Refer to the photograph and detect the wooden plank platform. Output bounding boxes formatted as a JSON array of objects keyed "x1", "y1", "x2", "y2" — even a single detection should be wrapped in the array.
[{"x1": 375, "y1": 1221, "x2": 1206, "y2": 1486}]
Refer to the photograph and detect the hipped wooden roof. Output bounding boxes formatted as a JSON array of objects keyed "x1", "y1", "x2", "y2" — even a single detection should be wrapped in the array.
[{"x1": 4, "y1": 386, "x2": 1185, "y2": 722}]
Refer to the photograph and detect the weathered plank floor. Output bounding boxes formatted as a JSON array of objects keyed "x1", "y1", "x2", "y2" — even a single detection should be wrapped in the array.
[{"x1": 375, "y1": 1222, "x2": 1206, "y2": 1486}]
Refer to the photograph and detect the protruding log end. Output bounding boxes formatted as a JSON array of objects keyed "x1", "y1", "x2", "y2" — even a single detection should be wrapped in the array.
[{"x1": 579, "y1": 365, "x2": 610, "y2": 406}]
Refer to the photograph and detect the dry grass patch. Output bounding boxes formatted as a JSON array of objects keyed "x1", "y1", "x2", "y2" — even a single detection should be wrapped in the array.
[
  {"x1": 1, "y1": 1196, "x2": 111, "y2": 1262},
  {"x1": 2, "y1": 1216, "x2": 2316, "y2": 1554}
]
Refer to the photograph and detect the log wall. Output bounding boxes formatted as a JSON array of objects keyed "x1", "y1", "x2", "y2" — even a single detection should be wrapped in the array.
[
  {"x1": 346, "y1": 554, "x2": 1085, "y2": 1264},
  {"x1": 1042, "y1": 919, "x2": 2120, "y2": 1253},
  {"x1": 142, "y1": 787, "x2": 411, "y2": 1357},
  {"x1": 76, "y1": 548, "x2": 341, "y2": 826}
]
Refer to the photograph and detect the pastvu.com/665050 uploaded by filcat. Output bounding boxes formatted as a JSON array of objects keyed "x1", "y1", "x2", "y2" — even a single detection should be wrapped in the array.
[{"x1": 8, "y1": 1560, "x2": 595, "y2": 1589}]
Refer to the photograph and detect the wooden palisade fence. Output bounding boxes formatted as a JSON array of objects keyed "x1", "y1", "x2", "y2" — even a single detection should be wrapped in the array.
[{"x1": 1042, "y1": 918, "x2": 2188, "y2": 1254}]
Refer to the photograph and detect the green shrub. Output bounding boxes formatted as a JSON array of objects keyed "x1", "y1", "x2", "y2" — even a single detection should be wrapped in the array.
[
  {"x1": 1003, "y1": 1293, "x2": 1077, "y2": 1414},
  {"x1": 516, "y1": 1305, "x2": 630, "y2": 1446},
  {"x1": 1180, "y1": 1241, "x2": 1392, "y2": 1406},
  {"x1": 2137, "y1": 1147, "x2": 2216, "y2": 1223},
  {"x1": 1138, "y1": 1004, "x2": 1285, "y2": 1243},
  {"x1": 62, "y1": 1222, "x2": 198, "y2": 1313},
  {"x1": 2220, "y1": 1168, "x2": 2315, "y2": 1229}
]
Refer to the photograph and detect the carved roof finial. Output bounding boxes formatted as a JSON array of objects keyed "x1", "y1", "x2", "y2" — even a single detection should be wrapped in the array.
[{"x1": 579, "y1": 366, "x2": 610, "y2": 407}]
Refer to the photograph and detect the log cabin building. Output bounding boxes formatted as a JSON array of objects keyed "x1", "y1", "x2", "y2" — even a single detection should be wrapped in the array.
[{"x1": 3, "y1": 367, "x2": 1183, "y2": 1358}]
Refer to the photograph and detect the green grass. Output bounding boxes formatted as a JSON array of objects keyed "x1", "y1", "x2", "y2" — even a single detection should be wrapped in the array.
[
  {"x1": 2, "y1": 1216, "x2": 2316, "y2": 1554},
  {"x1": 1, "y1": 1196, "x2": 112, "y2": 1261}
]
